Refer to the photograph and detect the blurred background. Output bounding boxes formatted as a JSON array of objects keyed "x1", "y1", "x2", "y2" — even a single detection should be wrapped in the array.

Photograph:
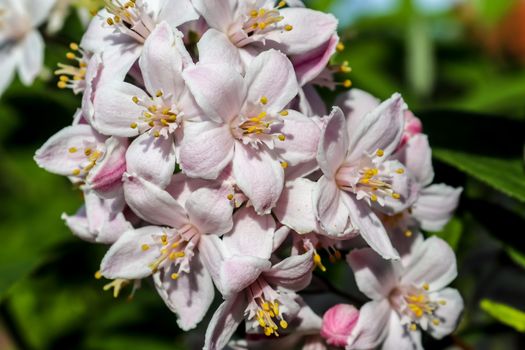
[{"x1": 1, "y1": 0, "x2": 525, "y2": 349}]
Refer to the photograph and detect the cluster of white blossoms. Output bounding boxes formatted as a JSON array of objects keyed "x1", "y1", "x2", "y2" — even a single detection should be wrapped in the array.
[{"x1": 31, "y1": 1, "x2": 464, "y2": 349}]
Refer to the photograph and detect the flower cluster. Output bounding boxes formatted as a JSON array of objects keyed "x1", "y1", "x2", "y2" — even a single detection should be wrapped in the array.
[{"x1": 33, "y1": 1, "x2": 464, "y2": 349}]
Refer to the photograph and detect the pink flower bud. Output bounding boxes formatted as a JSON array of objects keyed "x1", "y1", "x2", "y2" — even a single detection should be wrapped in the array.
[{"x1": 320, "y1": 304, "x2": 359, "y2": 347}]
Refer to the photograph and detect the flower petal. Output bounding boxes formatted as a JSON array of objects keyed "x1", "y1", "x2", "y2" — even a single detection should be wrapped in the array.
[
  {"x1": 275, "y1": 178, "x2": 320, "y2": 234},
  {"x1": 179, "y1": 121, "x2": 234, "y2": 179},
  {"x1": 100, "y1": 226, "x2": 165, "y2": 279},
  {"x1": 427, "y1": 288, "x2": 464, "y2": 339},
  {"x1": 198, "y1": 29, "x2": 242, "y2": 72},
  {"x1": 232, "y1": 143, "x2": 284, "y2": 215},
  {"x1": 263, "y1": 250, "x2": 313, "y2": 291},
  {"x1": 157, "y1": 0, "x2": 199, "y2": 28},
  {"x1": 93, "y1": 82, "x2": 148, "y2": 137},
  {"x1": 412, "y1": 184, "x2": 462, "y2": 232},
  {"x1": 347, "y1": 248, "x2": 399, "y2": 300},
  {"x1": 223, "y1": 206, "x2": 275, "y2": 259},
  {"x1": 342, "y1": 194, "x2": 400, "y2": 260},
  {"x1": 87, "y1": 137, "x2": 128, "y2": 195},
  {"x1": 313, "y1": 176, "x2": 352, "y2": 237},
  {"x1": 292, "y1": 33, "x2": 339, "y2": 86},
  {"x1": 17, "y1": 31, "x2": 43, "y2": 86},
  {"x1": 244, "y1": 50, "x2": 298, "y2": 114},
  {"x1": 123, "y1": 173, "x2": 189, "y2": 229},
  {"x1": 346, "y1": 93, "x2": 405, "y2": 164},
  {"x1": 204, "y1": 296, "x2": 247, "y2": 350},
  {"x1": 192, "y1": 0, "x2": 235, "y2": 33},
  {"x1": 185, "y1": 186, "x2": 234, "y2": 235},
  {"x1": 395, "y1": 134, "x2": 434, "y2": 187},
  {"x1": 220, "y1": 255, "x2": 272, "y2": 296},
  {"x1": 154, "y1": 255, "x2": 214, "y2": 331},
  {"x1": 401, "y1": 236, "x2": 457, "y2": 292},
  {"x1": 317, "y1": 107, "x2": 348, "y2": 179},
  {"x1": 126, "y1": 133, "x2": 176, "y2": 189},
  {"x1": 273, "y1": 110, "x2": 320, "y2": 166},
  {"x1": 347, "y1": 300, "x2": 391, "y2": 350},
  {"x1": 335, "y1": 89, "x2": 380, "y2": 131},
  {"x1": 183, "y1": 63, "x2": 244, "y2": 123},
  {"x1": 382, "y1": 312, "x2": 423, "y2": 350}
]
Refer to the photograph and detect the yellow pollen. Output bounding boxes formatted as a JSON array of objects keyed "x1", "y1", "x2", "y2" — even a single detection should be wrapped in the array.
[
  {"x1": 396, "y1": 168, "x2": 405, "y2": 174},
  {"x1": 343, "y1": 79, "x2": 352, "y2": 88},
  {"x1": 280, "y1": 161, "x2": 288, "y2": 169},
  {"x1": 260, "y1": 96, "x2": 268, "y2": 105},
  {"x1": 171, "y1": 273, "x2": 179, "y2": 280},
  {"x1": 264, "y1": 327, "x2": 273, "y2": 336},
  {"x1": 284, "y1": 24, "x2": 293, "y2": 31},
  {"x1": 336, "y1": 42, "x2": 345, "y2": 52},
  {"x1": 227, "y1": 194, "x2": 234, "y2": 200},
  {"x1": 404, "y1": 230, "x2": 413, "y2": 237},
  {"x1": 148, "y1": 105, "x2": 157, "y2": 113},
  {"x1": 409, "y1": 323, "x2": 417, "y2": 331},
  {"x1": 259, "y1": 22, "x2": 267, "y2": 30},
  {"x1": 280, "y1": 110, "x2": 289, "y2": 116},
  {"x1": 432, "y1": 319, "x2": 440, "y2": 326},
  {"x1": 154, "y1": 131, "x2": 161, "y2": 138},
  {"x1": 278, "y1": 134, "x2": 286, "y2": 141},
  {"x1": 58, "y1": 81, "x2": 67, "y2": 89},
  {"x1": 278, "y1": 1, "x2": 287, "y2": 8},
  {"x1": 106, "y1": 17, "x2": 114, "y2": 25},
  {"x1": 161, "y1": 235, "x2": 168, "y2": 245},
  {"x1": 59, "y1": 75, "x2": 69, "y2": 82},
  {"x1": 156, "y1": 90, "x2": 163, "y2": 97},
  {"x1": 72, "y1": 169, "x2": 81, "y2": 176},
  {"x1": 94, "y1": 271, "x2": 103, "y2": 280},
  {"x1": 423, "y1": 283, "x2": 429, "y2": 291},
  {"x1": 313, "y1": 253, "x2": 327, "y2": 272},
  {"x1": 392, "y1": 193, "x2": 401, "y2": 200},
  {"x1": 66, "y1": 52, "x2": 76, "y2": 60},
  {"x1": 69, "y1": 42, "x2": 79, "y2": 51},
  {"x1": 370, "y1": 194, "x2": 378, "y2": 202},
  {"x1": 130, "y1": 122, "x2": 138, "y2": 129},
  {"x1": 141, "y1": 244, "x2": 150, "y2": 251},
  {"x1": 439, "y1": 300, "x2": 447, "y2": 305},
  {"x1": 84, "y1": 148, "x2": 92, "y2": 156},
  {"x1": 68, "y1": 147, "x2": 78, "y2": 153},
  {"x1": 376, "y1": 149, "x2": 385, "y2": 157},
  {"x1": 132, "y1": 96, "x2": 139, "y2": 104},
  {"x1": 279, "y1": 320, "x2": 288, "y2": 329},
  {"x1": 250, "y1": 10, "x2": 258, "y2": 17}
]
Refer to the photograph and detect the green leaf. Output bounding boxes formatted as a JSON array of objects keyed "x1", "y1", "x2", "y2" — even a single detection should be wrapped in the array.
[
  {"x1": 506, "y1": 247, "x2": 525, "y2": 269},
  {"x1": 433, "y1": 149, "x2": 525, "y2": 203},
  {"x1": 432, "y1": 217, "x2": 463, "y2": 251},
  {"x1": 480, "y1": 299, "x2": 525, "y2": 332}
]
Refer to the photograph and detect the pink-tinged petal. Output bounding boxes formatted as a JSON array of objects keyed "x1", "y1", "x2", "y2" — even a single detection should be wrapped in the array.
[
  {"x1": 17, "y1": 31, "x2": 43, "y2": 86},
  {"x1": 298, "y1": 85, "x2": 328, "y2": 118},
  {"x1": 164, "y1": 171, "x2": 222, "y2": 207},
  {"x1": 223, "y1": 206, "x2": 275, "y2": 259},
  {"x1": 347, "y1": 248, "x2": 399, "y2": 300},
  {"x1": 157, "y1": 0, "x2": 199, "y2": 28},
  {"x1": 220, "y1": 256, "x2": 271, "y2": 296},
  {"x1": 427, "y1": 288, "x2": 464, "y2": 339},
  {"x1": 93, "y1": 82, "x2": 148, "y2": 137},
  {"x1": 79, "y1": 9, "x2": 116, "y2": 51},
  {"x1": 273, "y1": 226, "x2": 290, "y2": 252},
  {"x1": 395, "y1": 134, "x2": 434, "y2": 187},
  {"x1": 99, "y1": 42, "x2": 142, "y2": 81},
  {"x1": 192, "y1": 0, "x2": 235, "y2": 33},
  {"x1": 183, "y1": 63, "x2": 244, "y2": 123},
  {"x1": 244, "y1": 50, "x2": 298, "y2": 113},
  {"x1": 204, "y1": 296, "x2": 247, "y2": 350},
  {"x1": 263, "y1": 250, "x2": 313, "y2": 291},
  {"x1": 412, "y1": 184, "x2": 462, "y2": 232},
  {"x1": 87, "y1": 137, "x2": 128, "y2": 195},
  {"x1": 317, "y1": 107, "x2": 348, "y2": 178},
  {"x1": 198, "y1": 29, "x2": 242, "y2": 72},
  {"x1": 139, "y1": 22, "x2": 185, "y2": 99},
  {"x1": 186, "y1": 186, "x2": 233, "y2": 235},
  {"x1": 313, "y1": 176, "x2": 352, "y2": 237},
  {"x1": 373, "y1": 160, "x2": 417, "y2": 215},
  {"x1": 100, "y1": 226, "x2": 164, "y2": 279},
  {"x1": 179, "y1": 121, "x2": 234, "y2": 179},
  {"x1": 321, "y1": 304, "x2": 359, "y2": 347},
  {"x1": 274, "y1": 110, "x2": 321, "y2": 166},
  {"x1": 342, "y1": 195, "x2": 400, "y2": 260},
  {"x1": 346, "y1": 93, "x2": 405, "y2": 164},
  {"x1": 401, "y1": 236, "x2": 457, "y2": 292},
  {"x1": 292, "y1": 34, "x2": 339, "y2": 86},
  {"x1": 347, "y1": 300, "x2": 391, "y2": 350},
  {"x1": 283, "y1": 159, "x2": 320, "y2": 181},
  {"x1": 126, "y1": 133, "x2": 176, "y2": 189},
  {"x1": 199, "y1": 235, "x2": 228, "y2": 292},
  {"x1": 275, "y1": 178, "x2": 320, "y2": 234},
  {"x1": 267, "y1": 8, "x2": 338, "y2": 56},
  {"x1": 123, "y1": 173, "x2": 190, "y2": 229},
  {"x1": 382, "y1": 312, "x2": 423, "y2": 350},
  {"x1": 62, "y1": 207, "x2": 94, "y2": 242},
  {"x1": 34, "y1": 124, "x2": 105, "y2": 176},
  {"x1": 335, "y1": 89, "x2": 380, "y2": 131},
  {"x1": 232, "y1": 143, "x2": 284, "y2": 215},
  {"x1": 154, "y1": 255, "x2": 214, "y2": 331}
]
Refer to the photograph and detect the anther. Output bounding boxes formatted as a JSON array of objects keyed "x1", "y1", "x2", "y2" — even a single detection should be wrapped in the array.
[
  {"x1": 404, "y1": 230, "x2": 413, "y2": 237},
  {"x1": 343, "y1": 79, "x2": 352, "y2": 88},
  {"x1": 227, "y1": 194, "x2": 234, "y2": 200},
  {"x1": 396, "y1": 168, "x2": 405, "y2": 174},
  {"x1": 260, "y1": 96, "x2": 268, "y2": 105},
  {"x1": 69, "y1": 43, "x2": 79, "y2": 51},
  {"x1": 392, "y1": 193, "x2": 401, "y2": 200},
  {"x1": 66, "y1": 52, "x2": 76, "y2": 60},
  {"x1": 280, "y1": 161, "x2": 288, "y2": 169},
  {"x1": 72, "y1": 169, "x2": 81, "y2": 176},
  {"x1": 132, "y1": 96, "x2": 139, "y2": 104},
  {"x1": 68, "y1": 147, "x2": 77, "y2": 153},
  {"x1": 280, "y1": 110, "x2": 288, "y2": 116},
  {"x1": 130, "y1": 122, "x2": 138, "y2": 129},
  {"x1": 94, "y1": 271, "x2": 103, "y2": 280},
  {"x1": 171, "y1": 273, "x2": 179, "y2": 280},
  {"x1": 284, "y1": 24, "x2": 293, "y2": 31},
  {"x1": 278, "y1": 134, "x2": 286, "y2": 141},
  {"x1": 141, "y1": 244, "x2": 150, "y2": 251},
  {"x1": 336, "y1": 42, "x2": 345, "y2": 52},
  {"x1": 376, "y1": 149, "x2": 384, "y2": 157}
]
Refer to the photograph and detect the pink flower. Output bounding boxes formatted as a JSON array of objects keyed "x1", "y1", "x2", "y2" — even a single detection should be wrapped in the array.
[
  {"x1": 346, "y1": 236, "x2": 464, "y2": 350},
  {"x1": 180, "y1": 49, "x2": 320, "y2": 214},
  {"x1": 321, "y1": 304, "x2": 359, "y2": 347},
  {"x1": 314, "y1": 98, "x2": 416, "y2": 259}
]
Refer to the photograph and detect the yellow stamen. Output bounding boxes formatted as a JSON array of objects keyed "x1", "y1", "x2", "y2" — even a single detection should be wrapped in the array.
[
  {"x1": 343, "y1": 79, "x2": 352, "y2": 88},
  {"x1": 376, "y1": 149, "x2": 384, "y2": 157},
  {"x1": 280, "y1": 161, "x2": 288, "y2": 169},
  {"x1": 336, "y1": 42, "x2": 345, "y2": 52},
  {"x1": 130, "y1": 122, "x2": 138, "y2": 129},
  {"x1": 284, "y1": 24, "x2": 293, "y2": 31},
  {"x1": 280, "y1": 110, "x2": 289, "y2": 116},
  {"x1": 72, "y1": 169, "x2": 81, "y2": 176},
  {"x1": 94, "y1": 271, "x2": 103, "y2": 280},
  {"x1": 141, "y1": 244, "x2": 150, "y2": 251},
  {"x1": 278, "y1": 134, "x2": 286, "y2": 141},
  {"x1": 68, "y1": 147, "x2": 78, "y2": 153},
  {"x1": 260, "y1": 96, "x2": 268, "y2": 105},
  {"x1": 396, "y1": 168, "x2": 405, "y2": 174},
  {"x1": 171, "y1": 273, "x2": 179, "y2": 280}
]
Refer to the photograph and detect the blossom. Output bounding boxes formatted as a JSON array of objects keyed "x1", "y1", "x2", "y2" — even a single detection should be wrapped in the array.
[
  {"x1": 100, "y1": 172, "x2": 233, "y2": 330},
  {"x1": 314, "y1": 99, "x2": 415, "y2": 259},
  {"x1": 321, "y1": 304, "x2": 359, "y2": 347},
  {"x1": 199, "y1": 207, "x2": 314, "y2": 349},
  {"x1": 0, "y1": 0, "x2": 56, "y2": 95},
  {"x1": 80, "y1": 0, "x2": 198, "y2": 80},
  {"x1": 180, "y1": 49, "x2": 320, "y2": 214},
  {"x1": 346, "y1": 236, "x2": 464, "y2": 350},
  {"x1": 93, "y1": 22, "x2": 198, "y2": 188}
]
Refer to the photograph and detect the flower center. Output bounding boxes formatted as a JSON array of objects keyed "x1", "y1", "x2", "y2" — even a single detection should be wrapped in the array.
[
  {"x1": 56, "y1": 43, "x2": 88, "y2": 94},
  {"x1": 103, "y1": 0, "x2": 155, "y2": 43},
  {"x1": 254, "y1": 297, "x2": 288, "y2": 337},
  {"x1": 68, "y1": 143, "x2": 105, "y2": 177},
  {"x1": 130, "y1": 90, "x2": 181, "y2": 138},
  {"x1": 230, "y1": 1, "x2": 293, "y2": 47},
  {"x1": 142, "y1": 225, "x2": 200, "y2": 279}
]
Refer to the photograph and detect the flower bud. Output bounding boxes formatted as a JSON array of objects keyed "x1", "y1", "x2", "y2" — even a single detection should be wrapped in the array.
[{"x1": 320, "y1": 304, "x2": 359, "y2": 347}]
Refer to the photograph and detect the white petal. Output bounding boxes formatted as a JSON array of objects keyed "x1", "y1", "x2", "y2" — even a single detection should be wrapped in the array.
[
  {"x1": 317, "y1": 107, "x2": 348, "y2": 179},
  {"x1": 275, "y1": 178, "x2": 320, "y2": 234},
  {"x1": 17, "y1": 31, "x2": 43, "y2": 86},
  {"x1": 412, "y1": 184, "x2": 462, "y2": 232},
  {"x1": 204, "y1": 296, "x2": 247, "y2": 350},
  {"x1": 347, "y1": 300, "x2": 391, "y2": 350}
]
